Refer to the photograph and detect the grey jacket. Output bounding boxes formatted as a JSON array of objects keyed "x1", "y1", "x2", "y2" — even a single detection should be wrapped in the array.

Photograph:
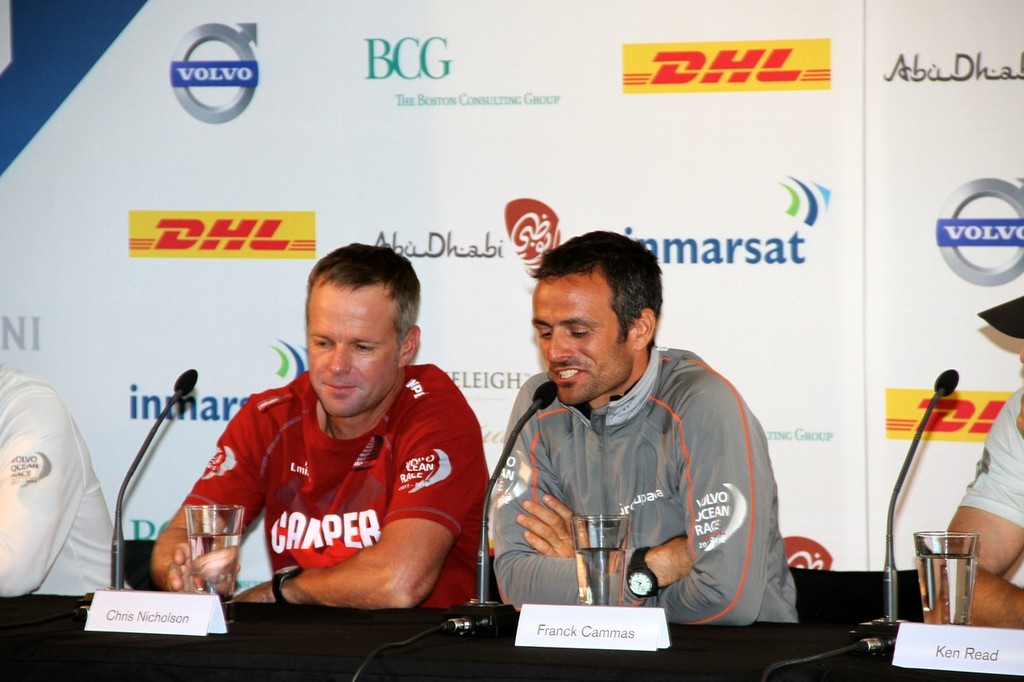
[{"x1": 492, "y1": 348, "x2": 797, "y2": 624}]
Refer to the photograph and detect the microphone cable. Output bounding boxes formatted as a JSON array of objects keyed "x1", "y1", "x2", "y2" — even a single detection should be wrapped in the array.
[
  {"x1": 350, "y1": 622, "x2": 445, "y2": 681},
  {"x1": 760, "y1": 636, "x2": 896, "y2": 681},
  {"x1": 0, "y1": 609, "x2": 76, "y2": 630}
]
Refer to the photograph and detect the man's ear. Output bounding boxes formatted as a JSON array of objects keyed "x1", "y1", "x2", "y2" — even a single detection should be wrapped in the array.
[
  {"x1": 630, "y1": 309, "x2": 657, "y2": 350},
  {"x1": 399, "y1": 325, "x2": 420, "y2": 366}
]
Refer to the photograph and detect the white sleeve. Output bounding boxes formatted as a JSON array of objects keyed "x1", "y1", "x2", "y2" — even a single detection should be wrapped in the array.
[
  {"x1": 960, "y1": 387, "x2": 1024, "y2": 528},
  {"x1": 0, "y1": 383, "x2": 88, "y2": 596}
]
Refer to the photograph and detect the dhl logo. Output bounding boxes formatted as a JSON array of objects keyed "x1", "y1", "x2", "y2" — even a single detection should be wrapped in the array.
[
  {"x1": 129, "y1": 211, "x2": 316, "y2": 259},
  {"x1": 885, "y1": 388, "x2": 1013, "y2": 443},
  {"x1": 623, "y1": 39, "x2": 831, "y2": 94}
]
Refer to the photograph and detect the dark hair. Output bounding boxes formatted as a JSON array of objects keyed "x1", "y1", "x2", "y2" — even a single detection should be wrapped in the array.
[
  {"x1": 306, "y1": 243, "x2": 420, "y2": 340},
  {"x1": 532, "y1": 231, "x2": 662, "y2": 341}
]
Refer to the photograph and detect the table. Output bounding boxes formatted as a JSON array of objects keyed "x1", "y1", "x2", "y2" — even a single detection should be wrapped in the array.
[{"x1": 0, "y1": 595, "x2": 1000, "y2": 681}]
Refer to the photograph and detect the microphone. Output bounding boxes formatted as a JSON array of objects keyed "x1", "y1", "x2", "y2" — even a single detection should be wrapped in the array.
[
  {"x1": 444, "y1": 380, "x2": 558, "y2": 636},
  {"x1": 878, "y1": 369, "x2": 959, "y2": 626},
  {"x1": 110, "y1": 369, "x2": 199, "y2": 590}
]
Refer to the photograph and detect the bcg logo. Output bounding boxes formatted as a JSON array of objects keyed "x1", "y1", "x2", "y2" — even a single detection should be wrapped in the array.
[
  {"x1": 366, "y1": 37, "x2": 451, "y2": 80},
  {"x1": 129, "y1": 211, "x2": 316, "y2": 259},
  {"x1": 170, "y1": 23, "x2": 259, "y2": 123},
  {"x1": 936, "y1": 177, "x2": 1024, "y2": 286},
  {"x1": 885, "y1": 388, "x2": 1011, "y2": 442},
  {"x1": 623, "y1": 39, "x2": 831, "y2": 93}
]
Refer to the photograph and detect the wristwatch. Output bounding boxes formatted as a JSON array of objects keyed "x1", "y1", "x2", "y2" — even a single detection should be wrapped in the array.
[
  {"x1": 272, "y1": 566, "x2": 303, "y2": 604},
  {"x1": 627, "y1": 547, "x2": 659, "y2": 598}
]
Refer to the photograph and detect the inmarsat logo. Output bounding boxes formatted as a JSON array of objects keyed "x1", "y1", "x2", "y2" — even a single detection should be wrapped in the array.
[
  {"x1": 170, "y1": 23, "x2": 259, "y2": 123},
  {"x1": 272, "y1": 340, "x2": 307, "y2": 381},
  {"x1": 625, "y1": 177, "x2": 829, "y2": 266},
  {"x1": 504, "y1": 198, "x2": 561, "y2": 268},
  {"x1": 936, "y1": 177, "x2": 1024, "y2": 286},
  {"x1": 780, "y1": 177, "x2": 831, "y2": 226}
]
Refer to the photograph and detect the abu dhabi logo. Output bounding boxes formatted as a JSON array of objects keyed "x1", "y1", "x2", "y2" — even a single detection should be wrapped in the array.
[
  {"x1": 504, "y1": 198, "x2": 561, "y2": 268},
  {"x1": 780, "y1": 177, "x2": 831, "y2": 226},
  {"x1": 937, "y1": 177, "x2": 1024, "y2": 286},
  {"x1": 170, "y1": 23, "x2": 259, "y2": 123},
  {"x1": 784, "y1": 536, "x2": 833, "y2": 570},
  {"x1": 272, "y1": 340, "x2": 307, "y2": 381}
]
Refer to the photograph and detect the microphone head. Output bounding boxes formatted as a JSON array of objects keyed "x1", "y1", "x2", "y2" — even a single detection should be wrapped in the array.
[
  {"x1": 174, "y1": 369, "x2": 199, "y2": 396},
  {"x1": 532, "y1": 381, "x2": 558, "y2": 409},
  {"x1": 934, "y1": 369, "x2": 959, "y2": 397}
]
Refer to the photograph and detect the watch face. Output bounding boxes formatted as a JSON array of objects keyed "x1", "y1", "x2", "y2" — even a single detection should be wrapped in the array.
[{"x1": 629, "y1": 572, "x2": 653, "y2": 595}]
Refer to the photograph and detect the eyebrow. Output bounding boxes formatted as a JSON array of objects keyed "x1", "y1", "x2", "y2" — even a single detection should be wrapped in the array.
[{"x1": 532, "y1": 316, "x2": 598, "y2": 329}]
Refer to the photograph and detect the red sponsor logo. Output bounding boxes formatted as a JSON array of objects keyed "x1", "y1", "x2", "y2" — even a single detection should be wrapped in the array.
[
  {"x1": 504, "y1": 198, "x2": 560, "y2": 267},
  {"x1": 785, "y1": 536, "x2": 833, "y2": 570}
]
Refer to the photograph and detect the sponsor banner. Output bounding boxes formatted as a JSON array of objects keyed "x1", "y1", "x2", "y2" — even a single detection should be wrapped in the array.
[
  {"x1": 935, "y1": 178, "x2": 1024, "y2": 286},
  {"x1": 623, "y1": 39, "x2": 831, "y2": 93},
  {"x1": 886, "y1": 389, "x2": 1011, "y2": 443},
  {"x1": 170, "y1": 23, "x2": 260, "y2": 123},
  {"x1": 13, "y1": 0, "x2": 1009, "y2": 581},
  {"x1": 785, "y1": 536, "x2": 834, "y2": 570},
  {"x1": 128, "y1": 211, "x2": 316, "y2": 259}
]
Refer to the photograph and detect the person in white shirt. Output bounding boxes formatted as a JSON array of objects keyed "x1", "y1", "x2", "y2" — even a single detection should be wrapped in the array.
[
  {"x1": 949, "y1": 294, "x2": 1024, "y2": 627},
  {"x1": 0, "y1": 367, "x2": 112, "y2": 596}
]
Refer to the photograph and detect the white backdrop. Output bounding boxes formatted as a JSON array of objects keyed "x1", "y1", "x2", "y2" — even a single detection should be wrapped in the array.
[{"x1": 2, "y1": 0, "x2": 1023, "y2": 589}]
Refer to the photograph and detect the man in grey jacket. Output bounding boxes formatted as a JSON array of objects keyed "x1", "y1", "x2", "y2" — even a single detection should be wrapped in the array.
[{"x1": 492, "y1": 230, "x2": 796, "y2": 624}]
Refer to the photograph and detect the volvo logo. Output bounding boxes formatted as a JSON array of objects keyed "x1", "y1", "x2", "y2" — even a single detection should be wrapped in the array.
[
  {"x1": 936, "y1": 178, "x2": 1024, "y2": 286},
  {"x1": 170, "y1": 23, "x2": 259, "y2": 123}
]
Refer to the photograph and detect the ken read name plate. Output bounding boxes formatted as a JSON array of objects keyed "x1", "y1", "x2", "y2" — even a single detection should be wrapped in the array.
[{"x1": 893, "y1": 622, "x2": 1024, "y2": 676}]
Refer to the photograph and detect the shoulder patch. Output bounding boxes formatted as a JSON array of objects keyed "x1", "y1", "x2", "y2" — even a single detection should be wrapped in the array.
[{"x1": 256, "y1": 394, "x2": 293, "y2": 412}]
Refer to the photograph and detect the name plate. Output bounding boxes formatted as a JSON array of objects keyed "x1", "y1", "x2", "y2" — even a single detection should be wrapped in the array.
[
  {"x1": 84, "y1": 589, "x2": 227, "y2": 636},
  {"x1": 893, "y1": 623, "x2": 1024, "y2": 676},
  {"x1": 515, "y1": 604, "x2": 670, "y2": 651}
]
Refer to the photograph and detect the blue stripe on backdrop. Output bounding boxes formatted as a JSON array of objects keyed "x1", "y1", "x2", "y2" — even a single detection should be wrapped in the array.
[{"x1": 0, "y1": 0, "x2": 148, "y2": 178}]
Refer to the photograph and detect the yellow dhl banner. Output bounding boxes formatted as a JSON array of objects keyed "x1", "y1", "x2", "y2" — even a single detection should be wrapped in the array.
[
  {"x1": 623, "y1": 38, "x2": 830, "y2": 94},
  {"x1": 129, "y1": 211, "x2": 316, "y2": 259},
  {"x1": 885, "y1": 388, "x2": 1013, "y2": 442}
]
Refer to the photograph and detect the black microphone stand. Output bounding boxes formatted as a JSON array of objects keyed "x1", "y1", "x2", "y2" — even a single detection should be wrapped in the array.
[
  {"x1": 866, "y1": 369, "x2": 958, "y2": 635},
  {"x1": 111, "y1": 369, "x2": 198, "y2": 590},
  {"x1": 444, "y1": 381, "x2": 557, "y2": 636}
]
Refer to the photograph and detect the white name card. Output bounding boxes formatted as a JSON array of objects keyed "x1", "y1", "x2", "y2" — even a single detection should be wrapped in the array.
[
  {"x1": 515, "y1": 604, "x2": 670, "y2": 651},
  {"x1": 893, "y1": 622, "x2": 1024, "y2": 676},
  {"x1": 84, "y1": 589, "x2": 227, "y2": 636}
]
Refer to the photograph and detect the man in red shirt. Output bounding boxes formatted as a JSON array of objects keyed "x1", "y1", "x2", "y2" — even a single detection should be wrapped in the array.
[{"x1": 151, "y1": 244, "x2": 487, "y2": 608}]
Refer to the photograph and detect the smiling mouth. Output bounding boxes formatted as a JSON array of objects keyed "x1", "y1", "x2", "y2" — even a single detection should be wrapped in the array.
[{"x1": 555, "y1": 368, "x2": 579, "y2": 380}]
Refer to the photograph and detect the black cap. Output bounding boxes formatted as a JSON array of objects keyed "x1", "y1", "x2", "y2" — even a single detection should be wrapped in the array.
[{"x1": 979, "y1": 294, "x2": 1024, "y2": 339}]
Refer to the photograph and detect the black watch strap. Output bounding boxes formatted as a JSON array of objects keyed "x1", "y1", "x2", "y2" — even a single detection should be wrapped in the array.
[
  {"x1": 628, "y1": 546, "x2": 659, "y2": 597},
  {"x1": 272, "y1": 566, "x2": 302, "y2": 604}
]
